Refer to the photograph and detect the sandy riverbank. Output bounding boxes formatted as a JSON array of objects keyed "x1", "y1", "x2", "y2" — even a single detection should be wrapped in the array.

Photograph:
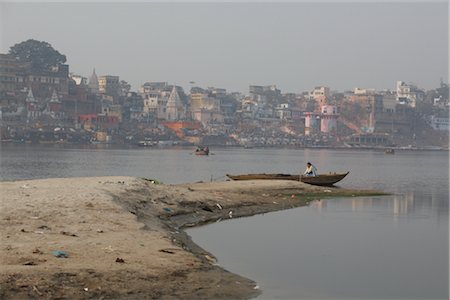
[{"x1": 0, "y1": 177, "x2": 385, "y2": 299}]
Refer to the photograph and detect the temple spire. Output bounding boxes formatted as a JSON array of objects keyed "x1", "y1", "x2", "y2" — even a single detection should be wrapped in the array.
[
  {"x1": 26, "y1": 88, "x2": 36, "y2": 103},
  {"x1": 88, "y1": 68, "x2": 99, "y2": 93}
]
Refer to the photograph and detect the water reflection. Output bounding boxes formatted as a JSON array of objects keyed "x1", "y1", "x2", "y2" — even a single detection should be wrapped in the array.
[
  {"x1": 188, "y1": 195, "x2": 449, "y2": 299},
  {"x1": 313, "y1": 190, "x2": 448, "y2": 218}
]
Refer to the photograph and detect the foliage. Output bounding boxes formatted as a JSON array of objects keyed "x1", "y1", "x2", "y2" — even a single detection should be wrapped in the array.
[
  {"x1": 9, "y1": 39, "x2": 67, "y2": 73},
  {"x1": 120, "y1": 80, "x2": 131, "y2": 96}
]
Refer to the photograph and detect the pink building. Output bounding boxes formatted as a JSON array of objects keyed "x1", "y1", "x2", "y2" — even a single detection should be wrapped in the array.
[
  {"x1": 304, "y1": 112, "x2": 320, "y2": 135},
  {"x1": 320, "y1": 105, "x2": 338, "y2": 133}
]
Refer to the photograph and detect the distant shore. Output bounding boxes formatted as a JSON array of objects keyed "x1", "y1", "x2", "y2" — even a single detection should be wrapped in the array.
[
  {"x1": 1, "y1": 141, "x2": 448, "y2": 152},
  {"x1": 1, "y1": 177, "x2": 386, "y2": 299}
]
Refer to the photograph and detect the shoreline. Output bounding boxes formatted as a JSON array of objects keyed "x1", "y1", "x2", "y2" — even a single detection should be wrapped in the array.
[
  {"x1": 1, "y1": 142, "x2": 448, "y2": 152},
  {"x1": 0, "y1": 177, "x2": 387, "y2": 299}
]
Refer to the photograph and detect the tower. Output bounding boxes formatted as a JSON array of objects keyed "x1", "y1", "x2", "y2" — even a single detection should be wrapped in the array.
[
  {"x1": 88, "y1": 68, "x2": 99, "y2": 94},
  {"x1": 166, "y1": 86, "x2": 185, "y2": 121},
  {"x1": 48, "y1": 89, "x2": 63, "y2": 119},
  {"x1": 320, "y1": 105, "x2": 338, "y2": 133},
  {"x1": 26, "y1": 88, "x2": 40, "y2": 119}
]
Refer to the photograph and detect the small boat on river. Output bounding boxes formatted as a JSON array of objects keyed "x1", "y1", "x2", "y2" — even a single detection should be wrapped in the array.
[
  {"x1": 137, "y1": 140, "x2": 156, "y2": 147},
  {"x1": 226, "y1": 172, "x2": 349, "y2": 186},
  {"x1": 385, "y1": 148, "x2": 395, "y2": 154},
  {"x1": 194, "y1": 146, "x2": 209, "y2": 156}
]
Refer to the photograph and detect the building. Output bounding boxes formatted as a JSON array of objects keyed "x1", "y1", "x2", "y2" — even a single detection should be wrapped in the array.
[
  {"x1": 275, "y1": 103, "x2": 292, "y2": 120},
  {"x1": 0, "y1": 53, "x2": 69, "y2": 99},
  {"x1": 166, "y1": 86, "x2": 185, "y2": 121},
  {"x1": 140, "y1": 82, "x2": 168, "y2": 94},
  {"x1": 320, "y1": 105, "x2": 338, "y2": 133},
  {"x1": 98, "y1": 75, "x2": 120, "y2": 99},
  {"x1": 70, "y1": 74, "x2": 87, "y2": 86},
  {"x1": 381, "y1": 93, "x2": 397, "y2": 113},
  {"x1": 347, "y1": 89, "x2": 383, "y2": 132},
  {"x1": 396, "y1": 81, "x2": 424, "y2": 108},
  {"x1": 0, "y1": 53, "x2": 29, "y2": 93},
  {"x1": 46, "y1": 89, "x2": 64, "y2": 119},
  {"x1": 309, "y1": 86, "x2": 330, "y2": 106},
  {"x1": 304, "y1": 112, "x2": 320, "y2": 135},
  {"x1": 249, "y1": 85, "x2": 279, "y2": 95},
  {"x1": 429, "y1": 116, "x2": 449, "y2": 131},
  {"x1": 88, "y1": 69, "x2": 99, "y2": 94},
  {"x1": 25, "y1": 88, "x2": 40, "y2": 119}
]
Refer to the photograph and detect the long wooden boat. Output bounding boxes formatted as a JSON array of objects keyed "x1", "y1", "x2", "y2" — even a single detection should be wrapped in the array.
[
  {"x1": 300, "y1": 172, "x2": 349, "y2": 186},
  {"x1": 226, "y1": 172, "x2": 349, "y2": 186}
]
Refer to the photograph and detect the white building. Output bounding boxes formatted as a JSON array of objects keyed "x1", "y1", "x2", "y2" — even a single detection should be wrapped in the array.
[
  {"x1": 70, "y1": 74, "x2": 88, "y2": 86},
  {"x1": 429, "y1": 116, "x2": 449, "y2": 131},
  {"x1": 396, "y1": 81, "x2": 424, "y2": 108}
]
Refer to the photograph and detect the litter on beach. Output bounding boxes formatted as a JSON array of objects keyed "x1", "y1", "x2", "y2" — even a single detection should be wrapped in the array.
[{"x1": 51, "y1": 250, "x2": 69, "y2": 258}]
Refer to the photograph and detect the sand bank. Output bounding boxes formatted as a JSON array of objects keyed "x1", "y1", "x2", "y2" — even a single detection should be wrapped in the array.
[{"x1": 0, "y1": 177, "x2": 385, "y2": 299}]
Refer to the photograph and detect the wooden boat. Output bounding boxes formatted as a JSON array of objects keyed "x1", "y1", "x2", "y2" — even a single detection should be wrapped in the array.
[
  {"x1": 226, "y1": 172, "x2": 349, "y2": 186},
  {"x1": 194, "y1": 146, "x2": 209, "y2": 155},
  {"x1": 227, "y1": 173, "x2": 300, "y2": 181},
  {"x1": 300, "y1": 172, "x2": 349, "y2": 186}
]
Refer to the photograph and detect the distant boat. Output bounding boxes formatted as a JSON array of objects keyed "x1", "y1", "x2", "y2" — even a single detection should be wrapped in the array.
[
  {"x1": 195, "y1": 146, "x2": 209, "y2": 155},
  {"x1": 137, "y1": 140, "x2": 155, "y2": 147},
  {"x1": 385, "y1": 148, "x2": 395, "y2": 154},
  {"x1": 226, "y1": 172, "x2": 349, "y2": 186}
]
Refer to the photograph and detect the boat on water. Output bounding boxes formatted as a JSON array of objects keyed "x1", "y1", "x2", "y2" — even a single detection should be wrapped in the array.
[
  {"x1": 385, "y1": 148, "x2": 395, "y2": 154},
  {"x1": 226, "y1": 172, "x2": 349, "y2": 186},
  {"x1": 195, "y1": 146, "x2": 209, "y2": 155},
  {"x1": 300, "y1": 172, "x2": 349, "y2": 186},
  {"x1": 137, "y1": 140, "x2": 156, "y2": 147}
]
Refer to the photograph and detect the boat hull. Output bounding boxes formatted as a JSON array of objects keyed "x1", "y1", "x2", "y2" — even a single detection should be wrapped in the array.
[
  {"x1": 226, "y1": 172, "x2": 349, "y2": 186},
  {"x1": 195, "y1": 151, "x2": 209, "y2": 156}
]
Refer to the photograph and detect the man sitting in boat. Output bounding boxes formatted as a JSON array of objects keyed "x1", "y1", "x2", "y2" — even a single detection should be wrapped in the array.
[{"x1": 304, "y1": 162, "x2": 317, "y2": 177}]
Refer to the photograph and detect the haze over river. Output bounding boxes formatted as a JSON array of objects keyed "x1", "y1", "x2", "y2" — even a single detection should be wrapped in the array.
[{"x1": 1, "y1": 145, "x2": 448, "y2": 299}]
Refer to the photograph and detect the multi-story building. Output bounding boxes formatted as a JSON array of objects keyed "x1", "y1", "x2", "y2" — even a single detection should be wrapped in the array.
[
  {"x1": 70, "y1": 74, "x2": 87, "y2": 86},
  {"x1": 320, "y1": 105, "x2": 338, "y2": 133},
  {"x1": 27, "y1": 64, "x2": 70, "y2": 98},
  {"x1": 429, "y1": 115, "x2": 449, "y2": 131},
  {"x1": 98, "y1": 75, "x2": 120, "y2": 99},
  {"x1": 396, "y1": 81, "x2": 424, "y2": 108},
  {"x1": 0, "y1": 53, "x2": 30, "y2": 93},
  {"x1": 309, "y1": 86, "x2": 330, "y2": 107},
  {"x1": 1, "y1": 52, "x2": 69, "y2": 99}
]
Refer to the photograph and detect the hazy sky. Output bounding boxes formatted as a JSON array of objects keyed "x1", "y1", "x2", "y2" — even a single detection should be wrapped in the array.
[{"x1": 1, "y1": 2, "x2": 448, "y2": 93}]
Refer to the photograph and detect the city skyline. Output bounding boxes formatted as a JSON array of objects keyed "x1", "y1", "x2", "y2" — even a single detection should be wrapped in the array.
[{"x1": 1, "y1": 2, "x2": 448, "y2": 93}]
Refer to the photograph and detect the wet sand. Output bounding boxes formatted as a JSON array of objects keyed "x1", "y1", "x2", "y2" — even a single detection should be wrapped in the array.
[{"x1": 0, "y1": 177, "x2": 385, "y2": 299}]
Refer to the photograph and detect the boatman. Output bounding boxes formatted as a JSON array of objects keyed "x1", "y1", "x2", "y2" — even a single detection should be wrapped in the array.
[{"x1": 304, "y1": 162, "x2": 317, "y2": 177}]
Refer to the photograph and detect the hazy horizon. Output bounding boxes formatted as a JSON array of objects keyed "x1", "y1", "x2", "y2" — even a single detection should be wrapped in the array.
[{"x1": 1, "y1": 2, "x2": 448, "y2": 93}]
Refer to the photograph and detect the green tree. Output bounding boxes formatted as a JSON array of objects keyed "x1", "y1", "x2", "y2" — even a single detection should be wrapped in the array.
[
  {"x1": 120, "y1": 80, "x2": 131, "y2": 96},
  {"x1": 9, "y1": 39, "x2": 67, "y2": 73}
]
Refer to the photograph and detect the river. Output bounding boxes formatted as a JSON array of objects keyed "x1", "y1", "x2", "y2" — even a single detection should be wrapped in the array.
[{"x1": 1, "y1": 144, "x2": 448, "y2": 299}]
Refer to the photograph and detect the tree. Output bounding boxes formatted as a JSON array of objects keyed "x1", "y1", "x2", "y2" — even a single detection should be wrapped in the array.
[
  {"x1": 119, "y1": 80, "x2": 131, "y2": 96},
  {"x1": 9, "y1": 39, "x2": 67, "y2": 73}
]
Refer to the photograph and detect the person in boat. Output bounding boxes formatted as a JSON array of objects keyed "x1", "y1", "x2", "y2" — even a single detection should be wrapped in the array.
[{"x1": 304, "y1": 162, "x2": 317, "y2": 177}]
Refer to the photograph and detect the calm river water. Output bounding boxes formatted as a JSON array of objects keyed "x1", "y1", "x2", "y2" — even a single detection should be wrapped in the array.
[{"x1": 1, "y1": 144, "x2": 448, "y2": 299}]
